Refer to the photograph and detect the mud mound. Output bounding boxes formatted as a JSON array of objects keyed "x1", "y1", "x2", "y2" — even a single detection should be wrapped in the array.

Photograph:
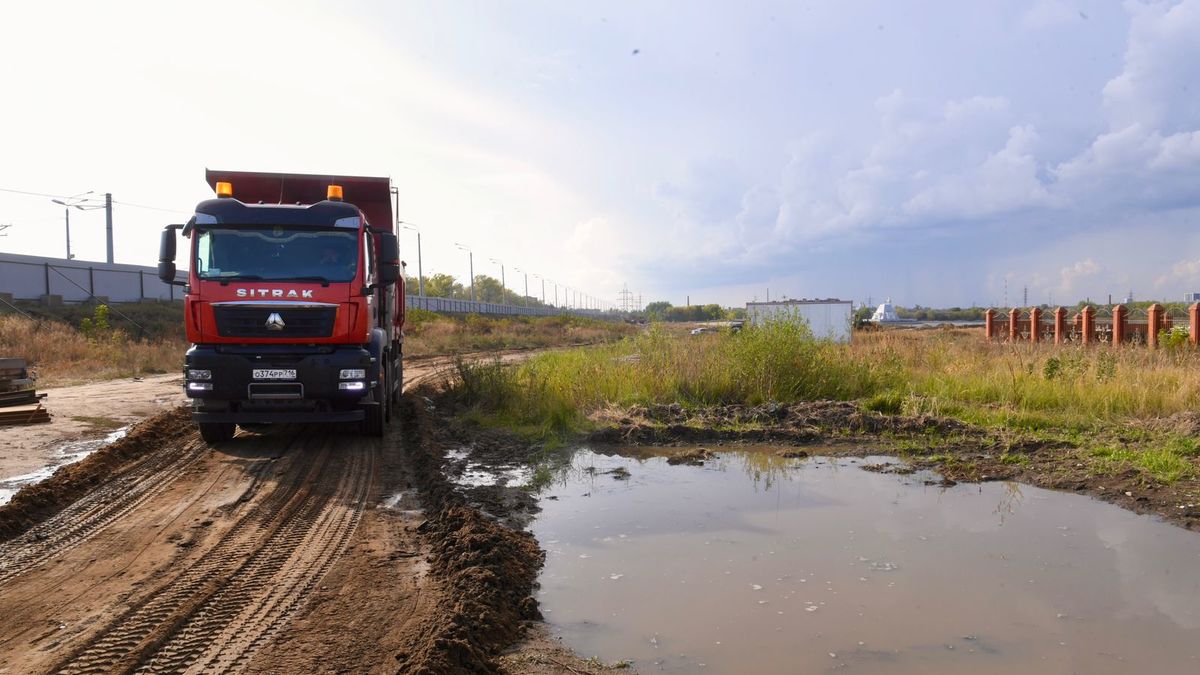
[
  {"x1": 589, "y1": 400, "x2": 970, "y2": 445},
  {"x1": 0, "y1": 406, "x2": 194, "y2": 541},
  {"x1": 1144, "y1": 411, "x2": 1200, "y2": 437},
  {"x1": 394, "y1": 394, "x2": 545, "y2": 675}
]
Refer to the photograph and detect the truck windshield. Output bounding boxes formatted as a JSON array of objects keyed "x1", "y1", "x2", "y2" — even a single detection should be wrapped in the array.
[{"x1": 195, "y1": 227, "x2": 359, "y2": 283}]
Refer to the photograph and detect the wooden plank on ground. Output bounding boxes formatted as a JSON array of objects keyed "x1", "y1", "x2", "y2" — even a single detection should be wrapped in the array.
[
  {"x1": 0, "y1": 404, "x2": 51, "y2": 426},
  {"x1": 0, "y1": 391, "x2": 38, "y2": 408}
]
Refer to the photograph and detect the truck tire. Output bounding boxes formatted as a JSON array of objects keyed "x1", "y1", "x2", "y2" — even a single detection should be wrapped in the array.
[
  {"x1": 198, "y1": 422, "x2": 236, "y2": 444},
  {"x1": 361, "y1": 372, "x2": 387, "y2": 437}
]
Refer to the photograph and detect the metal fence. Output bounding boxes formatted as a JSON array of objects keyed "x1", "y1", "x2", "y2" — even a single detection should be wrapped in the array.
[
  {"x1": 1, "y1": 253, "x2": 609, "y2": 320},
  {"x1": 0, "y1": 252, "x2": 185, "y2": 303},
  {"x1": 407, "y1": 295, "x2": 603, "y2": 318}
]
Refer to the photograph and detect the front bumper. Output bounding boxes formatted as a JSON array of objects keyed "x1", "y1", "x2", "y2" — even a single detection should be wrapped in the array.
[{"x1": 184, "y1": 344, "x2": 376, "y2": 420}]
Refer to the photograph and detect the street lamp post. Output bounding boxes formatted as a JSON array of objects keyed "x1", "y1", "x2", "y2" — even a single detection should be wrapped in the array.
[
  {"x1": 454, "y1": 243, "x2": 474, "y2": 302},
  {"x1": 397, "y1": 219, "x2": 424, "y2": 297},
  {"x1": 50, "y1": 191, "x2": 96, "y2": 260},
  {"x1": 514, "y1": 267, "x2": 529, "y2": 307},
  {"x1": 534, "y1": 274, "x2": 546, "y2": 305},
  {"x1": 489, "y1": 258, "x2": 506, "y2": 304}
]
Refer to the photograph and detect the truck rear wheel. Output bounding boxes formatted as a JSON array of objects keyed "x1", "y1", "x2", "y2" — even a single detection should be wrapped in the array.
[{"x1": 198, "y1": 421, "x2": 236, "y2": 444}]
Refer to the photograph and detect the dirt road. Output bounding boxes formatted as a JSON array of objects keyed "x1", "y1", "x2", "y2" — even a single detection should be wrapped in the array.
[
  {"x1": 0, "y1": 354, "x2": 540, "y2": 674},
  {"x1": 0, "y1": 375, "x2": 186, "y2": 484}
]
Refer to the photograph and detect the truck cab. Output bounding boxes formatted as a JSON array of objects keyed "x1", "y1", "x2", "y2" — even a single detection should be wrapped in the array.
[{"x1": 158, "y1": 170, "x2": 405, "y2": 443}]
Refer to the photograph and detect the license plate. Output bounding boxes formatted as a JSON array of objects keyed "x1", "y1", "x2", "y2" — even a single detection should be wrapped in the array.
[{"x1": 252, "y1": 369, "x2": 296, "y2": 380}]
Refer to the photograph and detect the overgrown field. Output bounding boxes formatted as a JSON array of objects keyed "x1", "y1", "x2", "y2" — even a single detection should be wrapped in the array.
[
  {"x1": 0, "y1": 304, "x2": 633, "y2": 386},
  {"x1": 453, "y1": 324, "x2": 1200, "y2": 483},
  {"x1": 403, "y1": 308, "x2": 634, "y2": 356},
  {"x1": 0, "y1": 313, "x2": 183, "y2": 386}
]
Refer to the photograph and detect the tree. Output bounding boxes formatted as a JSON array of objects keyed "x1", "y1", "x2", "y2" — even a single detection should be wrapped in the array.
[
  {"x1": 424, "y1": 273, "x2": 464, "y2": 299},
  {"x1": 645, "y1": 301, "x2": 672, "y2": 320}
]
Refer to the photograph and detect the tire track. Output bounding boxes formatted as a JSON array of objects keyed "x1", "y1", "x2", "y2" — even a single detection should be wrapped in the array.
[
  {"x1": 52, "y1": 430, "x2": 376, "y2": 674},
  {"x1": 0, "y1": 437, "x2": 208, "y2": 587}
]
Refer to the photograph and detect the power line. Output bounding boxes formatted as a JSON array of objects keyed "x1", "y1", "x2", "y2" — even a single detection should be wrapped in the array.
[
  {"x1": 0, "y1": 186, "x2": 77, "y2": 200},
  {"x1": 1, "y1": 186, "x2": 187, "y2": 214}
]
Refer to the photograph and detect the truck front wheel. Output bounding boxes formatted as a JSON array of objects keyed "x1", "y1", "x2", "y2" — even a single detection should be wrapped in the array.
[
  {"x1": 198, "y1": 421, "x2": 236, "y2": 444},
  {"x1": 361, "y1": 371, "x2": 387, "y2": 437}
]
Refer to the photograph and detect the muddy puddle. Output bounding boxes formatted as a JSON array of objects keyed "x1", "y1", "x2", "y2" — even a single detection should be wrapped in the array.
[
  {"x1": 0, "y1": 427, "x2": 128, "y2": 506},
  {"x1": 532, "y1": 449, "x2": 1200, "y2": 674}
]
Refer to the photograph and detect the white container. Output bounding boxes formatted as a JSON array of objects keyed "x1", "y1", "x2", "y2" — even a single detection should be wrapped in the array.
[{"x1": 745, "y1": 300, "x2": 853, "y2": 343}]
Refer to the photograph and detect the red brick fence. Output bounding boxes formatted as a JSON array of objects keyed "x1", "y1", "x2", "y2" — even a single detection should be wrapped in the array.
[{"x1": 984, "y1": 304, "x2": 1196, "y2": 348}]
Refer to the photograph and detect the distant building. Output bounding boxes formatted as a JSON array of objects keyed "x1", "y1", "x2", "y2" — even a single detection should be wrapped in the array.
[
  {"x1": 1186, "y1": 292, "x2": 1200, "y2": 303},
  {"x1": 870, "y1": 299, "x2": 901, "y2": 322},
  {"x1": 745, "y1": 299, "x2": 852, "y2": 343}
]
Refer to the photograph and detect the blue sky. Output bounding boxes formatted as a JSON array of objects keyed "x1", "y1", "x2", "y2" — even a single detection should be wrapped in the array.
[{"x1": 1, "y1": 0, "x2": 1198, "y2": 309}]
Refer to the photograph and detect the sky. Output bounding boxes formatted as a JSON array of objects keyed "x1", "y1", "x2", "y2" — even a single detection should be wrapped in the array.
[{"x1": 1, "y1": 0, "x2": 1198, "y2": 309}]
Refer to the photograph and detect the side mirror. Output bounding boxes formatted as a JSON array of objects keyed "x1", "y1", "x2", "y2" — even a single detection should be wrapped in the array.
[
  {"x1": 158, "y1": 225, "x2": 186, "y2": 286},
  {"x1": 377, "y1": 232, "x2": 400, "y2": 286}
]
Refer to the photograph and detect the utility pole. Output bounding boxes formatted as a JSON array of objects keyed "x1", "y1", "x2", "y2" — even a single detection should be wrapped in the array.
[
  {"x1": 64, "y1": 206, "x2": 72, "y2": 259},
  {"x1": 490, "y1": 258, "x2": 506, "y2": 303},
  {"x1": 618, "y1": 284, "x2": 633, "y2": 312},
  {"x1": 51, "y1": 191, "x2": 96, "y2": 260},
  {"x1": 397, "y1": 220, "x2": 424, "y2": 297},
  {"x1": 104, "y1": 193, "x2": 113, "y2": 263},
  {"x1": 514, "y1": 267, "x2": 529, "y2": 306}
]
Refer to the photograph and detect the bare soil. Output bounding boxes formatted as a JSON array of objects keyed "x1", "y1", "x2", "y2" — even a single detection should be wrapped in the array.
[
  {"x1": 0, "y1": 354, "x2": 576, "y2": 674},
  {"x1": 0, "y1": 374, "x2": 185, "y2": 482}
]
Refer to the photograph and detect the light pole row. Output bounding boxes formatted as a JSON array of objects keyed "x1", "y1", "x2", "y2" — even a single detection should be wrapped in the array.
[{"x1": 391, "y1": 212, "x2": 612, "y2": 311}]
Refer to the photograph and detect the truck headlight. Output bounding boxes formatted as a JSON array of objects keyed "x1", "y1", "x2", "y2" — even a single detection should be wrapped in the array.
[
  {"x1": 339, "y1": 369, "x2": 366, "y2": 379},
  {"x1": 188, "y1": 369, "x2": 212, "y2": 380},
  {"x1": 338, "y1": 381, "x2": 366, "y2": 391},
  {"x1": 188, "y1": 382, "x2": 213, "y2": 391}
]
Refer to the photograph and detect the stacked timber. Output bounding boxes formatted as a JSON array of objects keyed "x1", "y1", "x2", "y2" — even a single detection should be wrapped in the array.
[{"x1": 0, "y1": 358, "x2": 49, "y2": 426}]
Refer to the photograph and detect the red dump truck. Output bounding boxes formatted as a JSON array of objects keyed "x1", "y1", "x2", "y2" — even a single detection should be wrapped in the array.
[{"x1": 157, "y1": 170, "x2": 405, "y2": 443}]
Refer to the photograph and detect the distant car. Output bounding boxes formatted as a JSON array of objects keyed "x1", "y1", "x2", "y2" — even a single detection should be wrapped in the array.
[{"x1": 690, "y1": 327, "x2": 716, "y2": 335}]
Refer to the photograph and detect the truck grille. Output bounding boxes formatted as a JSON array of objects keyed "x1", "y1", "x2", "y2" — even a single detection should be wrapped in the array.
[{"x1": 213, "y1": 306, "x2": 337, "y2": 339}]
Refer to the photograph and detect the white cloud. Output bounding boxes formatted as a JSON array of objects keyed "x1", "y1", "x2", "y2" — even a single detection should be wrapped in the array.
[
  {"x1": 1059, "y1": 258, "x2": 1102, "y2": 292},
  {"x1": 904, "y1": 125, "x2": 1059, "y2": 219},
  {"x1": 1101, "y1": 0, "x2": 1200, "y2": 133}
]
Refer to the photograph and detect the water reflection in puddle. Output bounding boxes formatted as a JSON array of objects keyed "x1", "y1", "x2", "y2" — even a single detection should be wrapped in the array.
[
  {"x1": 0, "y1": 427, "x2": 128, "y2": 506},
  {"x1": 443, "y1": 447, "x2": 533, "y2": 488},
  {"x1": 533, "y1": 450, "x2": 1200, "y2": 674}
]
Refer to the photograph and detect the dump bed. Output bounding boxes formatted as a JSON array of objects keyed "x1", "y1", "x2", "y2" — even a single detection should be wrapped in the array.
[{"x1": 204, "y1": 169, "x2": 393, "y2": 231}]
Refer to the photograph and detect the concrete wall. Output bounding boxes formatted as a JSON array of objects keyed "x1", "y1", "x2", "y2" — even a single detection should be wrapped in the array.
[
  {"x1": 746, "y1": 300, "x2": 853, "y2": 343},
  {"x1": 0, "y1": 252, "x2": 186, "y2": 303}
]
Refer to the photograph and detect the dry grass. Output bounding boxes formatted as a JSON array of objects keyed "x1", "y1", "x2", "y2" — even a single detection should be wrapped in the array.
[
  {"x1": 403, "y1": 310, "x2": 634, "y2": 356},
  {"x1": 0, "y1": 315, "x2": 184, "y2": 386},
  {"x1": 854, "y1": 328, "x2": 1200, "y2": 428}
]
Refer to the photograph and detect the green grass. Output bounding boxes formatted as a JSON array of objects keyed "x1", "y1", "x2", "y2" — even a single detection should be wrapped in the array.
[
  {"x1": 1090, "y1": 440, "x2": 1196, "y2": 483},
  {"x1": 454, "y1": 321, "x2": 898, "y2": 441},
  {"x1": 452, "y1": 323, "x2": 1200, "y2": 483}
]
